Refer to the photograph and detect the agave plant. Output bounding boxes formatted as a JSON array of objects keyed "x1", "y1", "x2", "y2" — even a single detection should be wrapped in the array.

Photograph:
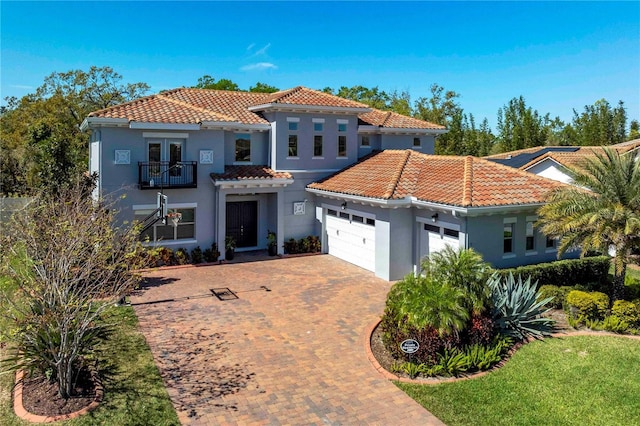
[{"x1": 488, "y1": 272, "x2": 555, "y2": 340}]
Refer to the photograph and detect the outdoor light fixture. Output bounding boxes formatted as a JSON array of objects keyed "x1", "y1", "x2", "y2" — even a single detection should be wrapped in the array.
[
  {"x1": 341, "y1": 201, "x2": 347, "y2": 210},
  {"x1": 431, "y1": 213, "x2": 439, "y2": 222}
]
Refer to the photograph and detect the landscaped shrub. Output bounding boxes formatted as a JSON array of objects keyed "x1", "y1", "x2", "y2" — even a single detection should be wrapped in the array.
[
  {"x1": 283, "y1": 238, "x2": 299, "y2": 254},
  {"x1": 538, "y1": 285, "x2": 574, "y2": 309},
  {"x1": 283, "y1": 236, "x2": 321, "y2": 254},
  {"x1": 566, "y1": 290, "x2": 609, "y2": 321},
  {"x1": 157, "y1": 247, "x2": 175, "y2": 265},
  {"x1": 489, "y1": 273, "x2": 555, "y2": 340},
  {"x1": 611, "y1": 300, "x2": 640, "y2": 326},
  {"x1": 203, "y1": 243, "x2": 220, "y2": 263},
  {"x1": 496, "y1": 256, "x2": 610, "y2": 289},
  {"x1": 421, "y1": 247, "x2": 492, "y2": 314},
  {"x1": 190, "y1": 246, "x2": 203, "y2": 264},
  {"x1": 174, "y1": 248, "x2": 190, "y2": 265},
  {"x1": 462, "y1": 313, "x2": 496, "y2": 346}
]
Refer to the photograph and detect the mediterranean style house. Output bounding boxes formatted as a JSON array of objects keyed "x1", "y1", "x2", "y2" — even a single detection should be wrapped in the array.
[{"x1": 82, "y1": 86, "x2": 575, "y2": 280}]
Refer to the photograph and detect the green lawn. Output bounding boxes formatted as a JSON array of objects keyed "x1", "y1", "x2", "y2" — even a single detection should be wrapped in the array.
[
  {"x1": 0, "y1": 303, "x2": 179, "y2": 426},
  {"x1": 397, "y1": 335, "x2": 640, "y2": 426}
]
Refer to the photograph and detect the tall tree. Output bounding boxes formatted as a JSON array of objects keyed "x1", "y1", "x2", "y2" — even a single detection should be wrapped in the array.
[
  {"x1": 335, "y1": 85, "x2": 390, "y2": 110},
  {"x1": 249, "y1": 82, "x2": 279, "y2": 93},
  {"x1": 1, "y1": 67, "x2": 149, "y2": 195},
  {"x1": 537, "y1": 148, "x2": 640, "y2": 301},
  {"x1": 194, "y1": 75, "x2": 240, "y2": 91},
  {"x1": 628, "y1": 120, "x2": 640, "y2": 141},
  {"x1": 571, "y1": 99, "x2": 627, "y2": 146},
  {"x1": 496, "y1": 96, "x2": 549, "y2": 152},
  {"x1": 414, "y1": 84, "x2": 461, "y2": 127}
]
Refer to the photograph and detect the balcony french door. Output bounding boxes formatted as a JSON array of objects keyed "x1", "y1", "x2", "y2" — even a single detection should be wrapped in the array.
[{"x1": 147, "y1": 139, "x2": 184, "y2": 185}]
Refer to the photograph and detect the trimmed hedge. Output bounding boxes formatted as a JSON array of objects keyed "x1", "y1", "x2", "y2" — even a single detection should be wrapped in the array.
[
  {"x1": 496, "y1": 256, "x2": 610, "y2": 288},
  {"x1": 611, "y1": 300, "x2": 640, "y2": 326},
  {"x1": 538, "y1": 285, "x2": 574, "y2": 309},
  {"x1": 566, "y1": 290, "x2": 609, "y2": 320}
]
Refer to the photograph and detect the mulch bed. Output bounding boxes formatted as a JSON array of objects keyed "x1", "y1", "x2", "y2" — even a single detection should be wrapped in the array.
[{"x1": 21, "y1": 367, "x2": 96, "y2": 416}]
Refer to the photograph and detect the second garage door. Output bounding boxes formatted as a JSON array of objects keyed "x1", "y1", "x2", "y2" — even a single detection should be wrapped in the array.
[{"x1": 326, "y1": 209, "x2": 376, "y2": 272}]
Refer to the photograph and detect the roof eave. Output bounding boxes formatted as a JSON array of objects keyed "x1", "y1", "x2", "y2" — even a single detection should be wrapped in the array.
[
  {"x1": 305, "y1": 188, "x2": 412, "y2": 208},
  {"x1": 128, "y1": 122, "x2": 201, "y2": 130},
  {"x1": 213, "y1": 178, "x2": 294, "y2": 189},
  {"x1": 80, "y1": 117, "x2": 130, "y2": 131},
  {"x1": 248, "y1": 103, "x2": 371, "y2": 114},
  {"x1": 201, "y1": 121, "x2": 271, "y2": 132}
]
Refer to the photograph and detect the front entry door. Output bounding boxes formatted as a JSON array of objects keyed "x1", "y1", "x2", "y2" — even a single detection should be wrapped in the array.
[{"x1": 226, "y1": 201, "x2": 258, "y2": 248}]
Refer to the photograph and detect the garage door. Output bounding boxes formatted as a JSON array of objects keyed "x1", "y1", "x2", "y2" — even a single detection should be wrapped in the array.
[
  {"x1": 419, "y1": 222, "x2": 460, "y2": 262},
  {"x1": 326, "y1": 209, "x2": 376, "y2": 272}
]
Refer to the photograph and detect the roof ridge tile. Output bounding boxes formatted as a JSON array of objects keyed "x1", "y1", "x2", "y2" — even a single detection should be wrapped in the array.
[
  {"x1": 384, "y1": 150, "x2": 412, "y2": 199},
  {"x1": 462, "y1": 156, "x2": 473, "y2": 206}
]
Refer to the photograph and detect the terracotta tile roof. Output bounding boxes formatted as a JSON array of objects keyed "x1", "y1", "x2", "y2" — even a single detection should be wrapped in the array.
[
  {"x1": 210, "y1": 166, "x2": 292, "y2": 182},
  {"x1": 259, "y1": 86, "x2": 370, "y2": 109},
  {"x1": 88, "y1": 86, "x2": 447, "y2": 131},
  {"x1": 88, "y1": 94, "x2": 235, "y2": 124},
  {"x1": 161, "y1": 89, "x2": 271, "y2": 125},
  {"x1": 359, "y1": 109, "x2": 445, "y2": 130},
  {"x1": 308, "y1": 150, "x2": 566, "y2": 208}
]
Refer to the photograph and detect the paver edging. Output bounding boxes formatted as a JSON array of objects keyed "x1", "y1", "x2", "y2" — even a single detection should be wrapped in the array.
[
  {"x1": 13, "y1": 368, "x2": 104, "y2": 423},
  {"x1": 365, "y1": 319, "x2": 640, "y2": 385}
]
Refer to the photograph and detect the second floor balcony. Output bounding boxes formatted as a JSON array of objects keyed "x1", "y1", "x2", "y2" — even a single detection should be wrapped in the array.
[{"x1": 138, "y1": 161, "x2": 198, "y2": 190}]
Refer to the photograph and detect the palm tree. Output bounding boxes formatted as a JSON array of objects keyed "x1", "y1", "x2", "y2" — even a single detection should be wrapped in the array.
[{"x1": 537, "y1": 148, "x2": 640, "y2": 301}]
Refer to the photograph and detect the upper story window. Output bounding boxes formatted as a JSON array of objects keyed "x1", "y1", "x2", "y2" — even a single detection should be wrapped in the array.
[
  {"x1": 313, "y1": 118, "x2": 325, "y2": 132},
  {"x1": 235, "y1": 133, "x2": 251, "y2": 162},
  {"x1": 361, "y1": 136, "x2": 370, "y2": 147},
  {"x1": 314, "y1": 135, "x2": 323, "y2": 157},
  {"x1": 413, "y1": 137, "x2": 421, "y2": 147},
  {"x1": 287, "y1": 117, "x2": 300, "y2": 131},
  {"x1": 337, "y1": 136, "x2": 347, "y2": 157},
  {"x1": 338, "y1": 123, "x2": 347, "y2": 132},
  {"x1": 288, "y1": 135, "x2": 298, "y2": 157}
]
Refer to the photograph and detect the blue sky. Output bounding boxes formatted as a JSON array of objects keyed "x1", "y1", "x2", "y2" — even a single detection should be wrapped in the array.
[{"x1": 2, "y1": 1, "x2": 639, "y2": 129}]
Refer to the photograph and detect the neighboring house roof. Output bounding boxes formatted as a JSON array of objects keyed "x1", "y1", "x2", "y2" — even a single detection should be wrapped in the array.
[
  {"x1": 307, "y1": 150, "x2": 566, "y2": 208},
  {"x1": 210, "y1": 165, "x2": 293, "y2": 182},
  {"x1": 358, "y1": 109, "x2": 445, "y2": 130},
  {"x1": 486, "y1": 139, "x2": 640, "y2": 172},
  {"x1": 83, "y1": 86, "x2": 442, "y2": 132},
  {"x1": 488, "y1": 147, "x2": 580, "y2": 168}
]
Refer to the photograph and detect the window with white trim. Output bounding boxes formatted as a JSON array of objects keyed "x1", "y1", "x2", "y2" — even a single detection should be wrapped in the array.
[
  {"x1": 361, "y1": 135, "x2": 370, "y2": 147},
  {"x1": 136, "y1": 208, "x2": 195, "y2": 242},
  {"x1": 337, "y1": 136, "x2": 347, "y2": 157},
  {"x1": 314, "y1": 135, "x2": 323, "y2": 157},
  {"x1": 288, "y1": 134, "x2": 298, "y2": 157},
  {"x1": 504, "y1": 223, "x2": 514, "y2": 254},
  {"x1": 546, "y1": 236, "x2": 557, "y2": 249},
  {"x1": 526, "y1": 221, "x2": 536, "y2": 251}
]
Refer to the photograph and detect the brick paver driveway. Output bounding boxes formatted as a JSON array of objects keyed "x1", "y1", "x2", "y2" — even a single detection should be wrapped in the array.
[{"x1": 131, "y1": 255, "x2": 443, "y2": 425}]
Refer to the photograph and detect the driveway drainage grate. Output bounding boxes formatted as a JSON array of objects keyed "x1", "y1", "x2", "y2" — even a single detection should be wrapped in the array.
[{"x1": 210, "y1": 288, "x2": 238, "y2": 301}]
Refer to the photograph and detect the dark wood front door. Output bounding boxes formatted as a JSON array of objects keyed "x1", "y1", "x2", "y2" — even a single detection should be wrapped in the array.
[{"x1": 226, "y1": 201, "x2": 258, "y2": 248}]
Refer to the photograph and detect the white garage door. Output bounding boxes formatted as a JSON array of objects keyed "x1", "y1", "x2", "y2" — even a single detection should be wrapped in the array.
[
  {"x1": 326, "y1": 209, "x2": 376, "y2": 272},
  {"x1": 420, "y1": 222, "x2": 460, "y2": 262}
]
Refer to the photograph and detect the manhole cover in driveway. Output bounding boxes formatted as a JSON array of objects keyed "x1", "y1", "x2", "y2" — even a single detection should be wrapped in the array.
[{"x1": 210, "y1": 288, "x2": 238, "y2": 301}]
